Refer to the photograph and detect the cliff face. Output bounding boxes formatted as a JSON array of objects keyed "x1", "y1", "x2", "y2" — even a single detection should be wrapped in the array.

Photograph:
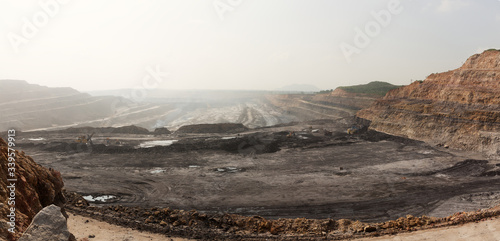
[
  {"x1": 358, "y1": 50, "x2": 500, "y2": 156},
  {"x1": 0, "y1": 137, "x2": 65, "y2": 240}
]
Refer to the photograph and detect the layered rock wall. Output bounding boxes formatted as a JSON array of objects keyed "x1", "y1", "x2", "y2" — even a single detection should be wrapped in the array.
[{"x1": 358, "y1": 50, "x2": 500, "y2": 157}]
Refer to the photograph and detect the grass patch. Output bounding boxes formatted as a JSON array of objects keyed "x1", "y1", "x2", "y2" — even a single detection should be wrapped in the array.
[{"x1": 337, "y1": 81, "x2": 403, "y2": 97}]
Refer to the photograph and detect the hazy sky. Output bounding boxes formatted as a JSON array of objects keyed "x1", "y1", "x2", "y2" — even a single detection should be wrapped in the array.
[{"x1": 1, "y1": 0, "x2": 499, "y2": 91}]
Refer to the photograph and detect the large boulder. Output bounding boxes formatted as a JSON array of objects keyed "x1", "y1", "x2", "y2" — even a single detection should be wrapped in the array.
[{"x1": 18, "y1": 205, "x2": 74, "y2": 241}]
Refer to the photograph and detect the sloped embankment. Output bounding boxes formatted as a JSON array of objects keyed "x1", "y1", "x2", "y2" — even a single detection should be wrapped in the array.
[
  {"x1": 358, "y1": 50, "x2": 500, "y2": 157},
  {"x1": 265, "y1": 93, "x2": 360, "y2": 121},
  {"x1": 266, "y1": 82, "x2": 398, "y2": 121},
  {"x1": 0, "y1": 80, "x2": 129, "y2": 132}
]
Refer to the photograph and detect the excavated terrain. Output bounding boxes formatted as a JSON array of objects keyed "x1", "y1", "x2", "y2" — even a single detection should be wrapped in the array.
[
  {"x1": 6, "y1": 63, "x2": 500, "y2": 239},
  {"x1": 358, "y1": 50, "x2": 500, "y2": 158},
  {"x1": 265, "y1": 94, "x2": 361, "y2": 121},
  {"x1": 6, "y1": 119, "x2": 500, "y2": 240}
]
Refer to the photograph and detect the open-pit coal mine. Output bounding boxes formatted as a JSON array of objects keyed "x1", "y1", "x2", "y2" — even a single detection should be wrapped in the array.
[
  {"x1": 12, "y1": 118, "x2": 500, "y2": 227},
  {"x1": 4, "y1": 51, "x2": 500, "y2": 239}
]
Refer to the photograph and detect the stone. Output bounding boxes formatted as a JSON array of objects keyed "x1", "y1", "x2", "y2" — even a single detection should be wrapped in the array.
[
  {"x1": 122, "y1": 235, "x2": 137, "y2": 241},
  {"x1": 364, "y1": 225, "x2": 377, "y2": 232},
  {"x1": 18, "y1": 205, "x2": 73, "y2": 241}
]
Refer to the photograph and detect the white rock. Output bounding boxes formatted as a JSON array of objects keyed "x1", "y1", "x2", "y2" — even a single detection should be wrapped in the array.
[{"x1": 19, "y1": 205, "x2": 73, "y2": 241}]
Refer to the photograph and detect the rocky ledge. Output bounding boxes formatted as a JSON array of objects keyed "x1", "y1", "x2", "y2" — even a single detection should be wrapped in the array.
[{"x1": 358, "y1": 49, "x2": 500, "y2": 157}]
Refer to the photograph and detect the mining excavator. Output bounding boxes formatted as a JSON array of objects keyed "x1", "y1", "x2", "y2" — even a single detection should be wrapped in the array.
[
  {"x1": 76, "y1": 133, "x2": 94, "y2": 145},
  {"x1": 347, "y1": 126, "x2": 360, "y2": 135}
]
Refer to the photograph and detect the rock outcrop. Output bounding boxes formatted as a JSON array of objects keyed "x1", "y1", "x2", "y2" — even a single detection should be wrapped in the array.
[
  {"x1": 0, "y1": 137, "x2": 66, "y2": 240},
  {"x1": 358, "y1": 50, "x2": 500, "y2": 156},
  {"x1": 18, "y1": 205, "x2": 74, "y2": 241}
]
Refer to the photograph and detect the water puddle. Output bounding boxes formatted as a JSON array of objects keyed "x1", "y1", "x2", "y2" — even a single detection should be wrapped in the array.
[
  {"x1": 215, "y1": 167, "x2": 241, "y2": 173},
  {"x1": 138, "y1": 140, "x2": 178, "y2": 148},
  {"x1": 150, "y1": 168, "x2": 166, "y2": 174},
  {"x1": 28, "y1": 137, "x2": 46, "y2": 141},
  {"x1": 83, "y1": 195, "x2": 116, "y2": 202}
]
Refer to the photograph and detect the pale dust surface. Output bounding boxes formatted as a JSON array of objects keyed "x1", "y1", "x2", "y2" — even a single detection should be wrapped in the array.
[
  {"x1": 67, "y1": 212, "x2": 193, "y2": 241},
  {"x1": 357, "y1": 217, "x2": 500, "y2": 241}
]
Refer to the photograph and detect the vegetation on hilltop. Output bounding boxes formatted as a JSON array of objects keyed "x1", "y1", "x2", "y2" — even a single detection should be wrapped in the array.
[
  {"x1": 338, "y1": 81, "x2": 403, "y2": 97},
  {"x1": 317, "y1": 89, "x2": 334, "y2": 94}
]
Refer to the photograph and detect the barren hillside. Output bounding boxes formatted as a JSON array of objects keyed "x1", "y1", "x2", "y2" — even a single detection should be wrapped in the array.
[
  {"x1": 0, "y1": 80, "x2": 171, "y2": 132},
  {"x1": 358, "y1": 50, "x2": 500, "y2": 157}
]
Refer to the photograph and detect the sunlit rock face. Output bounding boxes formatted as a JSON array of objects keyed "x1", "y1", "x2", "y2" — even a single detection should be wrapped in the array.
[{"x1": 358, "y1": 50, "x2": 500, "y2": 157}]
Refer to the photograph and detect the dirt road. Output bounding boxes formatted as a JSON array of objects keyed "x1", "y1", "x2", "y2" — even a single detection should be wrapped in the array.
[
  {"x1": 68, "y1": 212, "x2": 192, "y2": 241},
  {"x1": 357, "y1": 217, "x2": 500, "y2": 241}
]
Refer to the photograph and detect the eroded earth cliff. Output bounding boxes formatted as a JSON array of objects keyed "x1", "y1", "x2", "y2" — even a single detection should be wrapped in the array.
[
  {"x1": 0, "y1": 137, "x2": 65, "y2": 240},
  {"x1": 358, "y1": 50, "x2": 500, "y2": 157}
]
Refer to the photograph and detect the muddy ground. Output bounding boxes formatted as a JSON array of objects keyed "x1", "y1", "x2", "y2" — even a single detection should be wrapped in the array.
[{"x1": 11, "y1": 119, "x2": 500, "y2": 226}]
